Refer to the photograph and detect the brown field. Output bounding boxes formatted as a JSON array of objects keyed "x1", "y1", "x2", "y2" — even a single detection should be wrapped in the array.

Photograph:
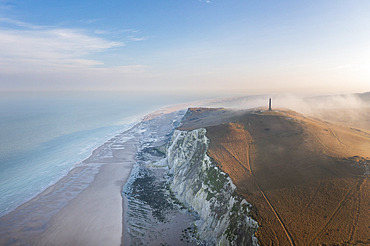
[{"x1": 180, "y1": 108, "x2": 370, "y2": 246}]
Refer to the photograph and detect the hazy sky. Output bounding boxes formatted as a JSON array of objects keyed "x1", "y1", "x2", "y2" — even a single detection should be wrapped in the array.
[{"x1": 0, "y1": 0, "x2": 369, "y2": 94}]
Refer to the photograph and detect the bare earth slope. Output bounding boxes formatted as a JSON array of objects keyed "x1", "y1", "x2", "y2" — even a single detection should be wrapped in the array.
[{"x1": 180, "y1": 108, "x2": 370, "y2": 246}]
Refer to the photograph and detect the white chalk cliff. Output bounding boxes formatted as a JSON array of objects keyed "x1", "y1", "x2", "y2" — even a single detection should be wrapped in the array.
[{"x1": 166, "y1": 128, "x2": 258, "y2": 245}]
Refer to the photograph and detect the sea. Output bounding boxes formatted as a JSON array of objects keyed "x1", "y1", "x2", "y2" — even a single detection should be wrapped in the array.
[{"x1": 0, "y1": 91, "x2": 206, "y2": 217}]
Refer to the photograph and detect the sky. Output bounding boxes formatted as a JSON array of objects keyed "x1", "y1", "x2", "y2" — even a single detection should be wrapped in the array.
[{"x1": 0, "y1": 0, "x2": 369, "y2": 95}]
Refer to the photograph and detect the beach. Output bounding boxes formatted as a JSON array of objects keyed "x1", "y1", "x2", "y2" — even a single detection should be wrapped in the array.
[
  {"x1": 0, "y1": 128, "x2": 139, "y2": 245},
  {"x1": 0, "y1": 107, "x2": 198, "y2": 245}
]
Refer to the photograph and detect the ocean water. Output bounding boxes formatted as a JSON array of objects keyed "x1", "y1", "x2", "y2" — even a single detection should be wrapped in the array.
[{"x1": 0, "y1": 91, "x2": 202, "y2": 217}]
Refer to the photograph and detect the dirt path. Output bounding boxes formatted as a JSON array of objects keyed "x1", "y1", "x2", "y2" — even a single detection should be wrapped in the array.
[
  {"x1": 326, "y1": 126, "x2": 345, "y2": 146},
  {"x1": 300, "y1": 178, "x2": 323, "y2": 216},
  {"x1": 309, "y1": 178, "x2": 364, "y2": 245},
  {"x1": 347, "y1": 179, "x2": 363, "y2": 243},
  {"x1": 219, "y1": 145, "x2": 250, "y2": 173},
  {"x1": 247, "y1": 145, "x2": 296, "y2": 246}
]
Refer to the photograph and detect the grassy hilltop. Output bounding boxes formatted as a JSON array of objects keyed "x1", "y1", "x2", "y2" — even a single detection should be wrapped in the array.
[{"x1": 180, "y1": 107, "x2": 370, "y2": 246}]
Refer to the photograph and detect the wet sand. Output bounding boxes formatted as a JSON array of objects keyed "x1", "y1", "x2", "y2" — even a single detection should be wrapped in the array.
[{"x1": 0, "y1": 130, "x2": 138, "y2": 246}]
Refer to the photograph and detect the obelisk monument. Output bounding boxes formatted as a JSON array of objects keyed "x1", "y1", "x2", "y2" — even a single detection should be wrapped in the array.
[{"x1": 269, "y1": 98, "x2": 272, "y2": 111}]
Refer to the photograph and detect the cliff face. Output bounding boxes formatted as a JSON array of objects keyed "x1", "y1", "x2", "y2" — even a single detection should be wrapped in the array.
[{"x1": 166, "y1": 128, "x2": 258, "y2": 245}]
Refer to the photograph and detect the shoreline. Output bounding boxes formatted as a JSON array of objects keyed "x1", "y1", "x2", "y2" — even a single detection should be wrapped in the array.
[
  {"x1": 122, "y1": 189, "x2": 131, "y2": 246},
  {"x1": 0, "y1": 124, "x2": 140, "y2": 245},
  {"x1": 0, "y1": 122, "x2": 135, "y2": 219},
  {"x1": 0, "y1": 107, "x2": 192, "y2": 245}
]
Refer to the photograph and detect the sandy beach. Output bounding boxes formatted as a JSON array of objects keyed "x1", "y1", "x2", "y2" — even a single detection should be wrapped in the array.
[
  {"x1": 0, "y1": 130, "x2": 138, "y2": 246},
  {"x1": 0, "y1": 109, "x2": 196, "y2": 245}
]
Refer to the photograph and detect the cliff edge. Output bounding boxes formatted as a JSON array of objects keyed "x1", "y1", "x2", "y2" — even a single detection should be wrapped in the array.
[{"x1": 178, "y1": 107, "x2": 370, "y2": 246}]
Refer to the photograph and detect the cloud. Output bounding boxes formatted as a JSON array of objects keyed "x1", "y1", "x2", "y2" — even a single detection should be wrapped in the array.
[
  {"x1": 128, "y1": 35, "x2": 146, "y2": 41},
  {"x1": 0, "y1": 19, "x2": 125, "y2": 73},
  {"x1": 121, "y1": 29, "x2": 146, "y2": 42},
  {"x1": 0, "y1": 17, "x2": 41, "y2": 29},
  {"x1": 0, "y1": 19, "x2": 154, "y2": 91}
]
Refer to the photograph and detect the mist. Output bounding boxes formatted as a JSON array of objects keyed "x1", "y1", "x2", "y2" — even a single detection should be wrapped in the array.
[{"x1": 196, "y1": 92, "x2": 370, "y2": 131}]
